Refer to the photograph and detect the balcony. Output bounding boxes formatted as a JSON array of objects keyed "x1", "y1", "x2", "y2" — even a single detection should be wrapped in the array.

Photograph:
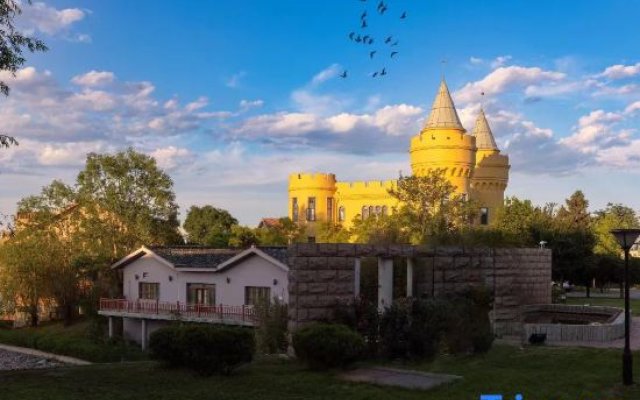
[{"x1": 98, "y1": 298, "x2": 258, "y2": 326}]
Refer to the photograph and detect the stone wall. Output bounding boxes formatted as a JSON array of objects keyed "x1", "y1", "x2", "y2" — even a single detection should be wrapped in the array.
[{"x1": 288, "y1": 244, "x2": 552, "y2": 337}]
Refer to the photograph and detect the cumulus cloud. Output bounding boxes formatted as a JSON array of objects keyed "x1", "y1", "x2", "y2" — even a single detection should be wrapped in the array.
[
  {"x1": 149, "y1": 146, "x2": 192, "y2": 170},
  {"x1": 597, "y1": 63, "x2": 640, "y2": 80},
  {"x1": 18, "y1": 1, "x2": 89, "y2": 41},
  {"x1": 71, "y1": 70, "x2": 115, "y2": 87},
  {"x1": 455, "y1": 66, "x2": 566, "y2": 103},
  {"x1": 311, "y1": 64, "x2": 342, "y2": 86},
  {"x1": 490, "y1": 55, "x2": 513, "y2": 69}
]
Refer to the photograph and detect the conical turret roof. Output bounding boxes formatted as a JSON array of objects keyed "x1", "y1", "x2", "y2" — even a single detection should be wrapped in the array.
[
  {"x1": 424, "y1": 79, "x2": 465, "y2": 131},
  {"x1": 472, "y1": 108, "x2": 499, "y2": 150}
]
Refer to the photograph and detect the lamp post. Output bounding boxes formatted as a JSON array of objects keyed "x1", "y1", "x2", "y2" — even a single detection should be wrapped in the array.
[{"x1": 611, "y1": 228, "x2": 640, "y2": 386}]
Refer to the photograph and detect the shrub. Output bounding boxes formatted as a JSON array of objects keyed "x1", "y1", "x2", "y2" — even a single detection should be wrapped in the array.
[
  {"x1": 293, "y1": 323, "x2": 364, "y2": 370},
  {"x1": 444, "y1": 287, "x2": 495, "y2": 354},
  {"x1": 150, "y1": 325, "x2": 255, "y2": 376},
  {"x1": 255, "y1": 297, "x2": 288, "y2": 354},
  {"x1": 149, "y1": 325, "x2": 185, "y2": 367},
  {"x1": 379, "y1": 298, "x2": 449, "y2": 360}
]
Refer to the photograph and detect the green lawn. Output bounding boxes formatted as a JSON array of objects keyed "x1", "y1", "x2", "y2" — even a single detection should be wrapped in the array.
[
  {"x1": 0, "y1": 319, "x2": 146, "y2": 363},
  {"x1": 1, "y1": 345, "x2": 640, "y2": 400},
  {"x1": 566, "y1": 296, "x2": 640, "y2": 316}
]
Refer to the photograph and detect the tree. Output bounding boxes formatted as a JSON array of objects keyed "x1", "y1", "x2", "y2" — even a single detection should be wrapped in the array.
[
  {"x1": 256, "y1": 217, "x2": 304, "y2": 245},
  {"x1": 556, "y1": 190, "x2": 590, "y2": 231},
  {"x1": 0, "y1": 0, "x2": 48, "y2": 149},
  {"x1": 77, "y1": 148, "x2": 182, "y2": 258},
  {"x1": 316, "y1": 222, "x2": 350, "y2": 243},
  {"x1": 228, "y1": 225, "x2": 259, "y2": 248},
  {"x1": 593, "y1": 203, "x2": 639, "y2": 256},
  {"x1": 183, "y1": 205, "x2": 238, "y2": 247},
  {"x1": 388, "y1": 170, "x2": 477, "y2": 244},
  {"x1": 350, "y1": 214, "x2": 407, "y2": 244}
]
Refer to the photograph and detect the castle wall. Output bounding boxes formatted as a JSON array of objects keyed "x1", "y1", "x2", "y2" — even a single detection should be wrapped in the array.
[
  {"x1": 287, "y1": 244, "x2": 552, "y2": 337},
  {"x1": 335, "y1": 180, "x2": 398, "y2": 229}
]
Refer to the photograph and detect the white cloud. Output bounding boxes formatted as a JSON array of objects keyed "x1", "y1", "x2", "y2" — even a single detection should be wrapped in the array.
[
  {"x1": 597, "y1": 63, "x2": 640, "y2": 80},
  {"x1": 19, "y1": 1, "x2": 88, "y2": 40},
  {"x1": 469, "y1": 57, "x2": 483, "y2": 65},
  {"x1": 455, "y1": 66, "x2": 566, "y2": 103},
  {"x1": 239, "y1": 99, "x2": 264, "y2": 111},
  {"x1": 71, "y1": 70, "x2": 115, "y2": 87},
  {"x1": 490, "y1": 55, "x2": 512, "y2": 69},
  {"x1": 149, "y1": 146, "x2": 192, "y2": 170},
  {"x1": 311, "y1": 64, "x2": 342, "y2": 86},
  {"x1": 226, "y1": 71, "x2": 246, "y2": 88}
]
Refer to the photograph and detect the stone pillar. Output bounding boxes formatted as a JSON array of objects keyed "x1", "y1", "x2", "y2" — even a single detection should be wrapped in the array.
[
  {"x1": 354, "y1": 258, "x2": 361, "y2": 298},
  {"x1": 406, "y1": 258, "x2": 414, "y2": 298},
  {"x1": 108, "y1": 316, "x2": 114, "y2": 339},
  {"x1": 378, "y1": 257, "x2": 393, "y2": 312},
  {"x1": 141, "y1": 319, "x2": 147, "y2": 351}
]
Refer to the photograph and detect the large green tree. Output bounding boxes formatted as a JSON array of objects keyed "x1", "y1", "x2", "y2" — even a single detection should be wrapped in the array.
[
  {"x1": 388, "y1": 170, "x2": 477, "y2": 244},
  {"x1": 183, "y1": 205, "x2": 238, "y2": 247},
  {"x1": 0, "y1": 0, "x2": 48, "y2": 148},
  {"x1": 256, "y1": 217, "x2": 304, "y2": 245}
]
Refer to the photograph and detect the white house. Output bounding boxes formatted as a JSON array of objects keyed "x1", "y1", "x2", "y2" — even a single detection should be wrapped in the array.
[{"x1": 98, "y1": 245, "x2": 289, "y2": 349}]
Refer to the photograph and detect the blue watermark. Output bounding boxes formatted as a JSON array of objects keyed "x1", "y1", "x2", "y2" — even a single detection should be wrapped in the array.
[{"x1": 480, "y1": 394, "x2": 523, "y2": 400}]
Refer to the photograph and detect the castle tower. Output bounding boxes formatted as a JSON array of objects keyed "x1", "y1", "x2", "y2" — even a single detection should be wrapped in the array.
[
  {"x1": 409, "y1": 79, "x2": 477, "y2": 196},
  {"x1": 470, "y1": 108, "x2": 510, "y2": 225},
  {"x1": 288, "y1": 173, "x2": 337, "y2": 241}
]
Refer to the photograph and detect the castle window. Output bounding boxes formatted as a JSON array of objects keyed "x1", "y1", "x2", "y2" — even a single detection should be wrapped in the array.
[
  {"x1": 480, "y1": 207, "x2": 489, "y2": 225},
  {"x1": 338, "y1": 206, "x2": 345, "y2": 222},
  {"x1": 307, "y1": 197, "x2": 316, "y2": 221},
  {"x1": 381, "y1": 206, "x2": 388, "y2": 216},
  {"x1": 292, "y1": 197, "x2": 299, "y2": 222},
  {"x1": 362, "y1": 206, "x2": 369, "y2": 220},
  {"x1": 369, "y1": 206, "x2": 374, "y2": 217},
  {"x1": 375, "y1": 206, "x2": 381, "y2": 215},
  {"x1": 327, "y1": 197, "x2": 334, "y2": 222}
]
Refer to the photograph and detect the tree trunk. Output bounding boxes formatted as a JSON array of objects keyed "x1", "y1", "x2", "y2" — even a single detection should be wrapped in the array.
[
  {"x1": 29, "y1": 304, "x2": 38, "y2": 327},
  {"x1": 63, "y1": 303, "x2": 74, "y2": 326}
]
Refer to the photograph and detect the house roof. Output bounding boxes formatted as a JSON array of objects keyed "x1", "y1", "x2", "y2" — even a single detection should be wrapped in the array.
[
  {"x1": 258, "y1": 218, "x2": 282, "y2": 229},
  {"x1": 112, "y1": 245, "x2": 289, "y2": 271}
]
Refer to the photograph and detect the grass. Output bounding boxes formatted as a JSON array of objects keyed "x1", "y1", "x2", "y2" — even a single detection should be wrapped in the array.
[
  {"x1": 1, "y1": 345, "x2": 640, "y2": 400},
  {"x1": 0, "y1": 319, "x2": 146, "y2": 363},
  {"x1": 566, "y1": 295, "x2": 640, "y2": 316}
]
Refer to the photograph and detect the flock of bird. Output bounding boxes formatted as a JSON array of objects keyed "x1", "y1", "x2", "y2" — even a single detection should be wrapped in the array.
[{"x1": 340, "y1": 0, "x2": 407, "y2": 79}]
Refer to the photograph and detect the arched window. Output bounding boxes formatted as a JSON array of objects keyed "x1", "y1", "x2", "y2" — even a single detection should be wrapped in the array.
[
  {"x1": 338, "y1": 206, "x2": 345, "y2": 222},
  {"x1": 375, "y1": 206, "x2": 381, "y2": 215},
  {"x1": 369, "y1": 206, "x2": 374, "y2": 217},
  {"x1": 362, "y1": 206, "x2": 369, "y2": 220},
  {"x1": 381, "y1": 206, "x2": 388, "y2": 216}
]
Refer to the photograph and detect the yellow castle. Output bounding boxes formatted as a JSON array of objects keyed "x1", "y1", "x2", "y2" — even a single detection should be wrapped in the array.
[{"x1": 288, "y1": 79, "x2": 510, "y2": 241}]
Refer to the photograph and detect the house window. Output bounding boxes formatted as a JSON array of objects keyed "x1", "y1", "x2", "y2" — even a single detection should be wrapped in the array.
[
  {"x1": 307, "y1": 197, "x2": 316, "y2": 221},
  {"x1": 187, "y1": 283, "x2": 215, "y2": 305},
  {"x1": 480, "y1": 207, "x2": 489, "y2": 225},
  {"x1": 292, "y1": 197, "x2": 299, "y2": 222},
  {"x1": 139, "y1": 282, "x2": 159, "y2": 300},
  {"x1": 338, "y1": 206, "x2": 345, "y2": 222},
  {"x1": 327, "y1": 197, "x2": 334, "y2": 222},
  {"x1": 245, "y1": 286, "x2": 271, "y2": 306}
]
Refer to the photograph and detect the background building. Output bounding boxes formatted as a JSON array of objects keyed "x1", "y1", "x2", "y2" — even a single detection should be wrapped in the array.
[{"x1": 288, "y1": 80, "x2": 510, "y2": 241}]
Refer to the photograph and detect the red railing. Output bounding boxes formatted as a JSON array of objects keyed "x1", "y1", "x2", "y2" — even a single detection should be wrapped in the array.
[{"x1": 99, "y1": 298, "x2": 257, "y2": 324}]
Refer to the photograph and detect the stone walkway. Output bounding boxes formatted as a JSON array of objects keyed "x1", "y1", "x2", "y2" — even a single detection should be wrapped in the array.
[
  {"x1": 340, "y1": 367, "x2": 461, "y2": 390},
  {"x1": 0, "y1": 344, "x2": 90, "y2": 371}
]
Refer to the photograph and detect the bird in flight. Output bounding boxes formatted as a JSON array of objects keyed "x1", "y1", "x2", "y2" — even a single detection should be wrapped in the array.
[
  {"x1": 368, "y1": 37, "x2": 374, "y2": 44},
  {"x1": 379, "y1": 5, "x2": 387, "y2": 14},
  {"x1": 400, "y1": 11, "x2": 407, "y2": 19},
  {"x1": 340, "y1": 70, "x2": 348, "y2": 78},
  {"x1": 380, "y1": 68, "x2": 387, "y2": 76},
  {"x1": 372, "y1": 71, "x2": 379, "y2": 78},
  {"x1": 361, "y1": 19, "x2": 367, "y2": 28},
  {"x1": 361, "y1": 11, "x2": 367, "y2": 20},
  {"x1": 385, "y1": 35, "x2": 393, "y2": 44},
  {"x1": 362, "y1": 35, "x2": 370, "y2": 44},
  {"x1": 391, "y1": 51, "x2": 398, "y2": 58},
  {"x1": 355, "y1": 35, "x2": 362, "y2": 43},
  {"x1": 349, "y1": 32, "x2": 355, "y2": 40},
  {"x1": 391, "y1": 40, "x2": 399, "y2": 46},
  {"x1": 370, "y1": 50, "x2": 377, "y2": 58}
]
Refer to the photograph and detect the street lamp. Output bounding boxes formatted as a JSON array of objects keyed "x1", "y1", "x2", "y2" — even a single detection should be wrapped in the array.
[{"x1": 611, "y1": 228, "x2": 640, "y2": 386}]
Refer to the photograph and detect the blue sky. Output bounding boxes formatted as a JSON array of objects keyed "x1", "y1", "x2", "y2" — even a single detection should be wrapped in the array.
[{"x1": 2, "y1": 0, "x2": 640, "y2": 225}]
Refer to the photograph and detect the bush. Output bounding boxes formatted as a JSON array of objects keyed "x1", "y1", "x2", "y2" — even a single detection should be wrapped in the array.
[
  {"x1": 444, "y1": 287, "x2": 494, "y2": 354},
  {"x1": 149, "y1": 324, "x2": 185, "y2": 367},
  {"x1": 292, "y1": 323, "x2": 364, "y2": 370},
  {"x1": 379, "y1": 298, "x2": 449, "y2": 360},
  {"x1": 255, "y1": 297, "x2": 288, "y2": 354},
  {"x1": 150, "y1": 325, "x2": 255, "y2": 376}
]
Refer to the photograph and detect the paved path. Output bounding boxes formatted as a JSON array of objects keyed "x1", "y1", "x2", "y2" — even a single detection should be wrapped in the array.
[
  {"x1": 0, "y1": 343, "x2": 91, "y2": 367},
  {"x1": 340, "y1": 367, "x2": 461, "y2": 390}
]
